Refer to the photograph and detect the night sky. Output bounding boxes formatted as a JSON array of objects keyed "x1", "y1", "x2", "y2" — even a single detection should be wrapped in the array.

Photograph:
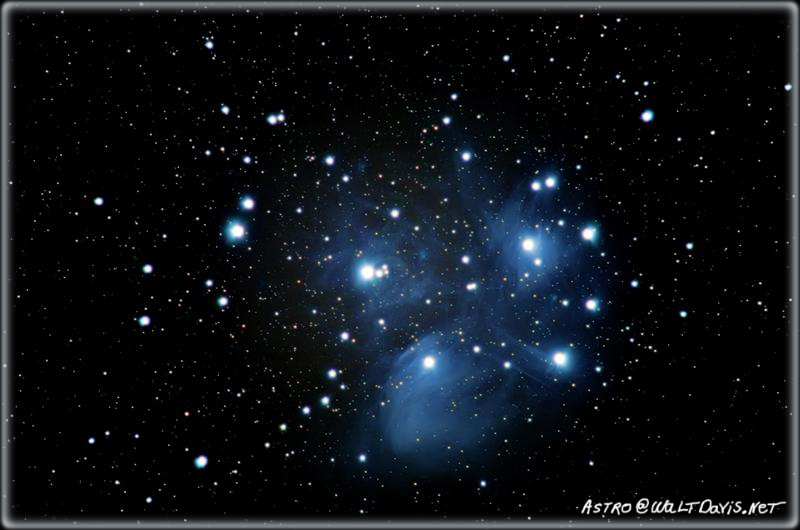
[{"x1": 5, "y1": 3, "x2": 795, "y2": 524}]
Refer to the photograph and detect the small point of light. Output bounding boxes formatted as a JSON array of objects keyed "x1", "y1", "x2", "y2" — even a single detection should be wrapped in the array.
[
  {"x1": 585, "y1": 298, "x2": 599, "y2": 311},
  {"x1": 544, "y1": 176, "x2": 557, "y2": 188},
  {"x1": 358, "y1": 453, "x2": 367, "y2": 463},
  {"x1": 327, "y1": 369, "x2": 338, "y2": 379},
  {"x1": 631, "y1": 280, "x2": 639, "y2": 288},
  {"x1": 340, "y1": 331, "x2": 350, "y2": 341},
  {"x1": 480, "y1": 480, "x2": 487, "y2": 488},
  {"x1": 595, "y1": 366, "x2": 602, "y2": 373},
  {"x1": 142, "y1": 264, "x2": 153, "y2": 274},
  {"x1": 229, "y1": 223, "x2": 245, "y2": 239},
  {"x1": 640, "y1": 109, "x2": 654, "y2": 123},
  {"x1": 221, "y1": 104, "x2": 230, "y2": 115},
  {"x1": 534, "y1": 258, "x2": 542, "y2": 267},
  {"x1": 279, "y1": 423, "x2": 287, "y2": 431},
  {"x1": 241, "y1": 197, "x2": 255, "y2": 210},
  {"x1": 442, "y1": 116, "x2": 451, "y2": 125},
  {"x1": 581, "y1": 226, "x2": 597, "y2": 241},
  {"x1": 242, "y1": 155, "x2": 252, "y2": 164},
  {"x1": 502, "y1": 54, "x2": 510, "y2": 62},
  {"x1": 450, "y1": 93, "x2": 458, "y2": 101},
  {"x1": 390, "y1": 208, "x2": 400, "y2": 219},
  {"x1": 324, "y1": 155, "x2": 335, "y2": 166},
  {"x1": 204, "y1": 40, "x2": 214, "y2": 49},
  {"x1": 302, "y1": 406, "x2": 311, "y2": 415},
  {"x1": 466, "y1": 282, "x2": 478, "y2": 291},
  {"x1": 423, "y1": 355, "x2": 436, "y2": 369},
  {"x1": 561, "y1": 299, "x2": 570, "y2": 307},
  {"x1": 686, "y1": 242, "x2": 694, "y2": 250},
  {"x1": 138, "y1": 315, "x2": 151, "y2": 327},
  {"x1": 342, "y1": 175, "x2": 350, "y2": 182},
  {"x1": 217, "y1": 296, "x2": 229, "y2": 307},
  {"x1": 472, "y1": 345, "x2": 481, "y2": 353},
  {"x1": 531, "y1": 181, "x2": 541, "y2": 191},
  {"x1": 679, "y1": 310, "x2": 688, "y2": 318},
  {"x1": 194, "y1": 455, "x2": 209, "y2": 469},
  {"x1": 522, "y1": 238, "x2": 535, "y2": 252},
  {"x1": 93, "y1": 197, "x2": 104, "y2": 206},
  {"x1": 461, "y1": 255, "x2": 470, "y2": 264},
  {"x1": 553, "y1": 352, "x2": 567, "y2": 366},
  {"x1": 267, "y1": 114, "x2": 278, "y2": 125},
  {"x1": 205, "y1": 279, "x2": 214, "y2": 287},
  {"x1": 88, "y1": 437, "x2": 96, "y2": 444},
  {"x1": 785, "y1": 83, "x2": 793, "y2": 92},
  {"x1": 360, "y1": 265, "x2": 375, "y2": 280},
  {"x1": 461, "y1": 151, "x2": 472, "y2": 162},
  {"x1": 503, "y1": 361, "x2": 512, "y2": 369},
  {"x1": 145, "y1": 496, "x2": 153, "y2": 504},
  {"x1": 321, "y1": 396, "x2": 330, "y2": 406}
]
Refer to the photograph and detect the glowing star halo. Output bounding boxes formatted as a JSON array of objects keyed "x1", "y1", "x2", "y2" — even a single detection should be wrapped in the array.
[
  {"x1": 522, "y1": 238, "x2": 535, "y2": 252},
  {"x1": 552, "y1": 351, "x2": 567, "y2": 366}
]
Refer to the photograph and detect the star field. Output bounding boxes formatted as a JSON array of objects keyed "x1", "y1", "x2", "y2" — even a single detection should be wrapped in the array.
[{"x1": 4, "y1": 3, "x2": 794, "y2": 523}]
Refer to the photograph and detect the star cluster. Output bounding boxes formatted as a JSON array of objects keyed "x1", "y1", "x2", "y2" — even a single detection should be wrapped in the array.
[{"x1": 5, "y1": 3, "x2": 793, "y2": 522}]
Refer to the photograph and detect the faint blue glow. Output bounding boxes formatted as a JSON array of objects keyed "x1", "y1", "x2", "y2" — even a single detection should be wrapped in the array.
[
  {"x1": 423, "y1": 355, "x2": 436, "y2": 369},
  {"x1": 544, "y1": 176, "x2": 557, "y2": 188}
]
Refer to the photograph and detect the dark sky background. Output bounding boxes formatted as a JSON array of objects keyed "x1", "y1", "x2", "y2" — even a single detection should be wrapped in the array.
[{"x1": 5, "y1": 3, "x2": 794, "y2": 523}]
